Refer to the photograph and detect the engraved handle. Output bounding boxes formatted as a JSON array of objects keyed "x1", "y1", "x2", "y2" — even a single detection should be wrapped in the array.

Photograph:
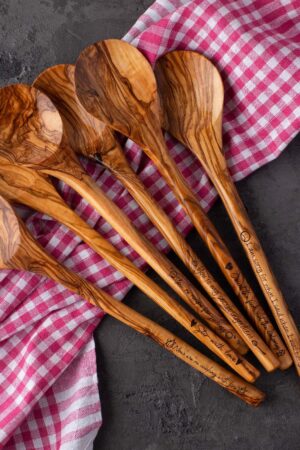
[{"x1": 215, "y1": 175, "x2": 300, "y2": 374}]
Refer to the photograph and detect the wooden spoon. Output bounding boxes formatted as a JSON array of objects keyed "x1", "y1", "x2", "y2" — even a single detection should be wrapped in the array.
[
  {"x1": 155, "y1": 50, "x2": 299, "y2": 373},
  {"x1": 33, "y1": 65, "x2": 265, "y2": 366},
  {"x1": 0, "y1": 83, "x2": 246, "y2": 357},
  {"x1": 74, "y1": 40, "x2": 282, "y2": 372},
  {"x1": 0, "y1": 160, "x2": 259, "y2": 380},
  {"x1": 0, "y1": 196, "x2": 265, "y2": 405},
  {"x1": 36, "y1": 63, "x2": 249, "y2": 314}
]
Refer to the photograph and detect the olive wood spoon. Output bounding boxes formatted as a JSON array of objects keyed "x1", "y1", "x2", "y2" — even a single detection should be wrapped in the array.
[
  {"x1": 74, "y1": 40, "x2": 280, "y2": 372},
  {"x1": 0, "y1": 196, "x2": 264, "y2": 405},
  {"x1": 155, "y1": 50, "x2": 298, "y2": 373},
  {"x1": 33, "y1": 64, "x2": 265, "y2": 366},
  {"x1": 0, "y1": 84, "x2": 246, "y2": 356},
  {"x1": 34, "y1": 63, "x2": 223, "y2": 300},
  {"x1": 0, "y1": 161, "x2": 259, "y2": 380}
]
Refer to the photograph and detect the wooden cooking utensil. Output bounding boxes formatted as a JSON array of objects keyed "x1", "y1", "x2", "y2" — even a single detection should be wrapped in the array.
[
  {"x1": 0, "y1": 196, "x2": 265, "y2": 405},
  {"x1": 0, "y1": 83, "x2": 246, "y2": 357},
  {"x1": 155, "y1": 50, "x2": 299, "y2": 373},
  {"x1": 36, "y1": 63, "x2": 248, "y2": 312},
  {"x1": 74, "y1": 40, "x2": 281, "y2": 372},
  {"x1": 34, "y1": 65, "x2": 263, "y2": 368},
  {"x1": 0, "y1": 161, "x2": 259, "y2": 380}
]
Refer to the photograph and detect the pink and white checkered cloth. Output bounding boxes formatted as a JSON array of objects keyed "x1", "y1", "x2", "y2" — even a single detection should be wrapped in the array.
[{"x1": 1, "y1": 0, "x2": 299, "y2": 448}]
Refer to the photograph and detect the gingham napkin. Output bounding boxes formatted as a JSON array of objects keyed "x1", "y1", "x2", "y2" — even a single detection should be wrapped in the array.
[{"x1": 1, "y1": 0, "x2": 299, "y2": 448}]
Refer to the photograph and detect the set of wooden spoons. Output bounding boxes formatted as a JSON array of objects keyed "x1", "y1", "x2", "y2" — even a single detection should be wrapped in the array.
[{"x1": 0, "y1": 38, "x2": 298, "y2": 406}]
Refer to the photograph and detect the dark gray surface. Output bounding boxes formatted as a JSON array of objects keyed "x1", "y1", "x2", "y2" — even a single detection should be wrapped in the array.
[
  {"x1": 0, "y1": 0, "x2": 153, "y2": 85},
  {"x1": 0, "y1": 1, "x2": 299, "y2": 449}
]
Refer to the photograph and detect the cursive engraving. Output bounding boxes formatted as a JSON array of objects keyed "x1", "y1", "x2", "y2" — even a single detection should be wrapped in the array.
[
  {"x1": 164, "y1": 338, "x2": 248, "y2": 396},
  {"x1": 242, "y1": 230, "x2": 300, "y2": 366}
]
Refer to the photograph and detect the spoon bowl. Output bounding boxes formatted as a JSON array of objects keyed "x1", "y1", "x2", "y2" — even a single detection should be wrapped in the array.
[
  {"x1": 75, "y1": 39, "x2": 161, "y2": 148},
  {"x1": 34, "y1": 64, "x2": 115, "y2": 159},
  {"x1": 0, "y1": 84, "x2": 63, "y2": 166},
  {"x1": 155, "y1": 51, "x2": 225, "y2": 178}
]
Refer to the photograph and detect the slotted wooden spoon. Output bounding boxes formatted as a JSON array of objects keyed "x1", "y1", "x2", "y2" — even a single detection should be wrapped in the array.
[
  {"x1": 0, "y1": 160, "x2": 260, "y2": 380},
  {"x1": 155, "y1": 50, "x2": 299, "y2": 373},
  {"x1": 0, "y1": 195, "x2": 265, "y2": 405},
  {"x1": 0, "y1": 83, "x2": 247, "y2": 357},
  {"x1": 74, "y1": 40, "x2": 283, "y2": 371}
]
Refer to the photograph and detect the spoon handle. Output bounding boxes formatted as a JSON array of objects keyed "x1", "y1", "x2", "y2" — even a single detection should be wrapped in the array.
[
  {"x1": 9, "y1": 220, "x2": 265, "y2": 406},
  {"x1": 212, "y1": 172, "x2": 300, "y2": 374},
  {"x1": 44, "y1": 162, "x2": 283, "y2": 372},
  {"x1": 0, "y1": 164, "x2": 257, "y2": 380},
  {"x1": 41, "y1": 163, "x2": 247, "y2": 355}
]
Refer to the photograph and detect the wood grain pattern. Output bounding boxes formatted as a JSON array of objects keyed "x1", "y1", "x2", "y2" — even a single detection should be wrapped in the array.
[
  {"x1": 0, "y1": 83, "x2": 248, "y2": 357},
  {"x1": 0, "y1": 196, "x2": 265, "y2": 405},
  {"x1": 74, "y1": 40, "x2": 281, "y2": 372},
  {"x1": 34, "y1": 64, "x2": 117, "y2": 160},
  {"x1": 0, "y1": 161, "x2": 259, "y2": 380},
  {"x1": 154, "y1": 50, "x2": 299, "y2": 372}
]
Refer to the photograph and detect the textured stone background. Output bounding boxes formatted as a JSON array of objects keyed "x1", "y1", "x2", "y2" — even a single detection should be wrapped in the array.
[{"x1": 0, "y1": 1, "x2": 299, "y2": 449}]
